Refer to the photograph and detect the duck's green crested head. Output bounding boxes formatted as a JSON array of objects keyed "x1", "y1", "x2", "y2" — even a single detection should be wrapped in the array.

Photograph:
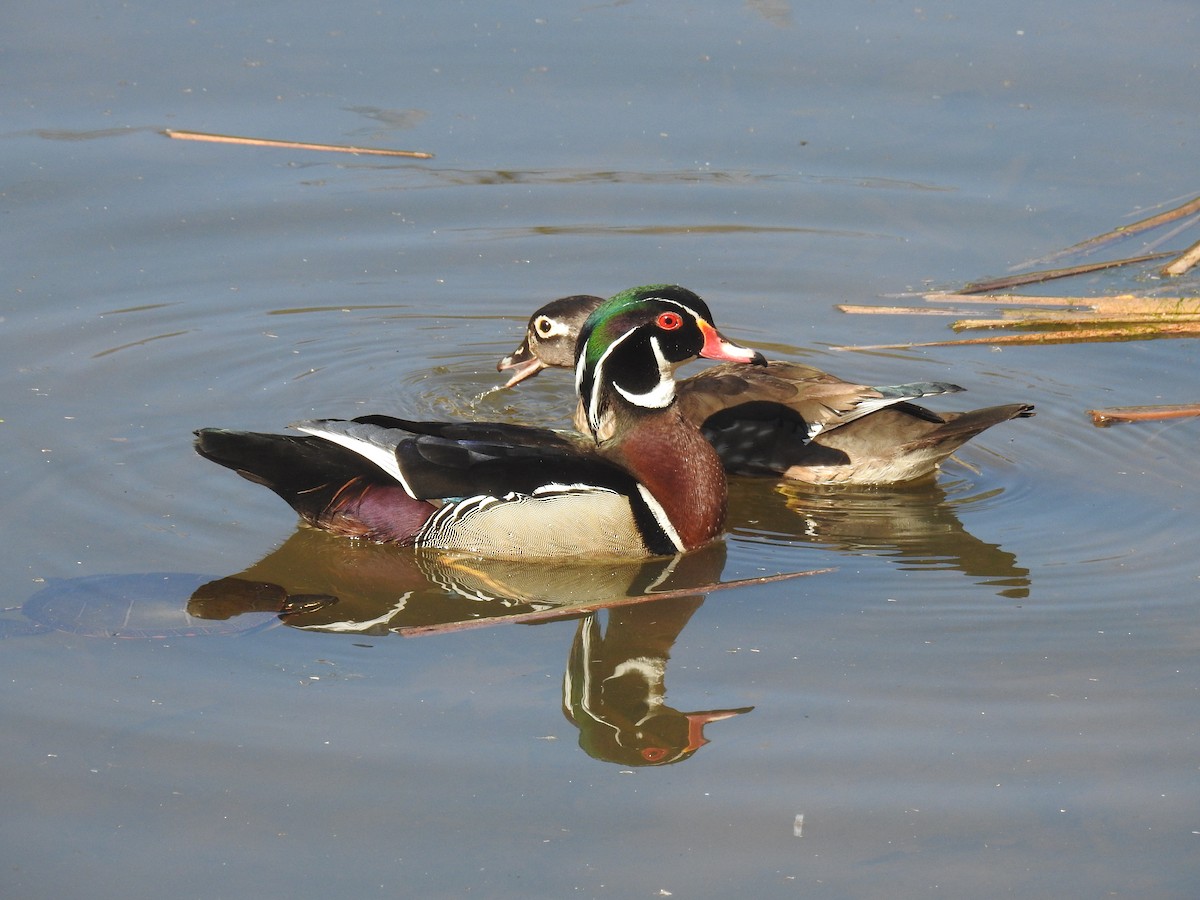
[{"x1": 574, "y1": 285, "x2": 766, "y2": 439}]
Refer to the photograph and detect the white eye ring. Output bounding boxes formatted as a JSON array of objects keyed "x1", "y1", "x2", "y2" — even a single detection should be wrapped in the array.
[{"x1": 534, "y1": 315, "x2": 571, "y2": 338}]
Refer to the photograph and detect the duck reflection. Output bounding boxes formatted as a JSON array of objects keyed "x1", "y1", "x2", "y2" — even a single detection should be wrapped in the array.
[
  {"x1": 187, "y1": 531, "x2": 775, "y2": 765},
  {"x1": 190, "y1": 529, "x2": 745, "y2": 633},
  {"x1": 728, "y1": 474, "x2": 1030, "y2": 599},
  {"x1": 564, "y1": 597, "x2": 752, "y2": 767}
]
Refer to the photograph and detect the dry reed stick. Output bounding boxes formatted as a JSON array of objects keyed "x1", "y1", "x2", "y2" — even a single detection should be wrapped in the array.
[
  {"x1": 1162, "y1": 237, "x2": 1200, "y2": 277},
  {"x1": 950, "y1": 313, "x2": 1200, "y2": 331},
  {"x1": 1087, "y1": 403, "x2": 1200, "y2": 426},
  {"x1": 833, "y1": 321, "x2": 1200, "y2": 350},
  {"x1": 163, "y1": 129, "x2": 434, "y2": 158},
  {"x1": 922, "y1": 293, "x2": 1200, "y2": 315},
  {"x1": 835, "y1": 304, "x2": 969, "y2": 316}
]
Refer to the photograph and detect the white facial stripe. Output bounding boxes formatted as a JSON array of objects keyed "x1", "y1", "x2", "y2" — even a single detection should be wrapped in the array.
[
  {"x1": 578, "y1": 295, "x2": 708, "y2": 432},
  {"x1": 534, "y1": 315, "x2": 573, "y2": 338},
  {"x1": 645, "y1": 295, "x2": 707, "y2": 323},
  {"x1": 613, "y1": 334, "x2": 676, "y2": 409},
  {"x1": 579, "y1": 323, "x2": 640, "y2": 433}
]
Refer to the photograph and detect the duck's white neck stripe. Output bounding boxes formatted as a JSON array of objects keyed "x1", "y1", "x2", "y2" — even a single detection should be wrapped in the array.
[
  {"x1": 577, "y1": 295, "x2": 704, "y2": 434},
  {"x1": 579, "y1": 324, "x2": 637, "y2": 433}
]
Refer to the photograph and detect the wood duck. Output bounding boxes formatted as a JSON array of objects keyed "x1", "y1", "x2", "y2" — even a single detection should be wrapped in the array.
[
  {"x1": 498, "y1": 295, "x2": 1034, "y2": 485},
  {"x1": 194, "y1": 285, "x2": 766, "y2": 558}
]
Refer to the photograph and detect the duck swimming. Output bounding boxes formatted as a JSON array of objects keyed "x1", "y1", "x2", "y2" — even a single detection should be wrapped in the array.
[
  {"x1": 498, "y1": 294, "x2": 1033, "y2": 485},
  {"x1": 195, "y1": 285, "x2": 765, "y2": 558}
]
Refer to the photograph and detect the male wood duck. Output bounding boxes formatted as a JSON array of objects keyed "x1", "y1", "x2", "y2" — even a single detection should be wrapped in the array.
[
  {"x1": 498, "y1": 294, "x2": 1034, "y2": 485},
  {"x1": 194, "y1": 285, "x2": 766, "y2": 558}
]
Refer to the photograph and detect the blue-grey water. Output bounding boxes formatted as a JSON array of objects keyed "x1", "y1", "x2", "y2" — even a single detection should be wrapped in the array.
[{"x1": 4, "y1": 2, "x2": 1199, "y2": 897}]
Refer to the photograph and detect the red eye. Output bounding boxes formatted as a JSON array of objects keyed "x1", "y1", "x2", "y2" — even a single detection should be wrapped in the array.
[
  {"x1": 656, "y1": 312, "x2": 683, "y2": 331},
  {"x1": 641, "y1": 747, "x2": 669, "y2": 762}
]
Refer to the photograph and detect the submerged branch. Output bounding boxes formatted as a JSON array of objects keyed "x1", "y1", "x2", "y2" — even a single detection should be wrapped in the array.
[
  {"x1": 959, "y1": 252, "x2": 1175, "y2": 294},
  {"x1": 1013, "y1": 194, "x2": 1200, "y2": 268}
]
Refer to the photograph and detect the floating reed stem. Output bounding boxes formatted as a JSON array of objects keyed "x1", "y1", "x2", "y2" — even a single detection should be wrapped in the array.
[
  {"x1": 1162, "y1": 237, "x2": 1200, "y2": 277},
  {"x1": 163, "y1": 129, "x2": 434, "y2": 159},
  {"x1": 1087, "y1": 403, "x2": 1200, "y2": 426}
]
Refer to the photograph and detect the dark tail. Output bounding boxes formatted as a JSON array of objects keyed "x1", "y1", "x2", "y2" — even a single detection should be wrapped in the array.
[
  {"x1": 902, "y1": 403, "x2": 1035, "y2": 451},
  {"x1": 193, "y1": 429, "x2": 435, "y2": 542}
]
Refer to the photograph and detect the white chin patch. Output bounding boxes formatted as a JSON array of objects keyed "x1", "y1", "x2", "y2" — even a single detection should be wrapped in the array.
[{"x1": 613, "y1": 335, "x2": 676, "y2": 409}]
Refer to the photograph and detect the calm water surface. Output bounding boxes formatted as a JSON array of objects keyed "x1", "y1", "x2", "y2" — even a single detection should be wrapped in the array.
[{"x1": 4, "y1": 2, "x2": 1199, "y2": 897}]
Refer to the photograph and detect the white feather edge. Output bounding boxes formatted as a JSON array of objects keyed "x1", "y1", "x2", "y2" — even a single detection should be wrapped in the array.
[
  {"x1": 292, "y1": 420, "x2": 418, "y2": 498},
  {"x1": 808, "y1": 391, "x2": 936, "y2": 441}
]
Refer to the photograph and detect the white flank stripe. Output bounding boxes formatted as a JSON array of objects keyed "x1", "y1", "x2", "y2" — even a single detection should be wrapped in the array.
[
  {"x1": 293, "y1": 593, "x2": 412, "y2": 632},
  {"x1": 532, "y1": 482, "x2": 616, "y2": 497}
]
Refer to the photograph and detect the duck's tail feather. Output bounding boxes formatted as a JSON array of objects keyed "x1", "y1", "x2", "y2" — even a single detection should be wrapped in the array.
[{"x1": 193, "y1": 428, "x2": 434, "y2": 542}]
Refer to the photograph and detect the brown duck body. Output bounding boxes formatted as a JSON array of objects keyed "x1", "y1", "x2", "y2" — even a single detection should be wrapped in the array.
[
  {"x1": 674, "y1": 361, "x2": 1034, "y2": 484},
  {"x1": 499, "y1": 296, "x2": 1034, "y2": 485}
]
